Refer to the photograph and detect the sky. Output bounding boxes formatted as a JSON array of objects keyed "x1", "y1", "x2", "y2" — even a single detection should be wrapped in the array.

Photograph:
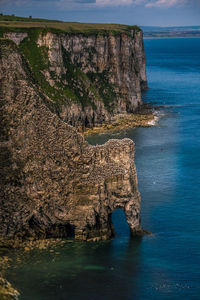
[{"x1": 0, "y1": 0, "x2": 200, "y2": 27}]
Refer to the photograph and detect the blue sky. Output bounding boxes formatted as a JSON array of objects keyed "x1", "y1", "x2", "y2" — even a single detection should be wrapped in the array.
[{"x1": 0, "y1": 0, "x2": 200, "y2": 26}]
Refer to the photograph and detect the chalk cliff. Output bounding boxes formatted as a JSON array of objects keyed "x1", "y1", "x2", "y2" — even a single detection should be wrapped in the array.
[
  {"x1": 3, "y1": 26, "x2": 147, "y2": 129},
  {"x1": 0, "y1": 39, "x2": 142, "y2": 241}
]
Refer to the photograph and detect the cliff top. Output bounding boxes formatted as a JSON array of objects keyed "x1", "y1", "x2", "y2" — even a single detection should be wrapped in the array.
[{"x1": 0, "y1": 14, "x2": 141, "y2": 36}]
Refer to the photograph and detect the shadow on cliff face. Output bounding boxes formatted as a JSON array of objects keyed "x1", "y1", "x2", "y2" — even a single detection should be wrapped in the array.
[{"x1": 28, "y1": 216, "x2": 76, "y2": 239}]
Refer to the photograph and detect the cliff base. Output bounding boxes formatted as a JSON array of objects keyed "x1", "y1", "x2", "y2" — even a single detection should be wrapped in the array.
[{"x1": 84, "y1": 104, "x2": 157, "y2": 136}]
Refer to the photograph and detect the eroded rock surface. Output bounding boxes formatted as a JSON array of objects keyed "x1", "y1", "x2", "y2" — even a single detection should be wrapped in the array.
[
  {"x1": 0, "y1": 39, "x2": 142, "y2": 241},
  {"x1": 3, "y1": 28, "x2": 147, "y2": 129},
  {"x1": 3, "y1": 32, "x2": 28, "y2": 46}
]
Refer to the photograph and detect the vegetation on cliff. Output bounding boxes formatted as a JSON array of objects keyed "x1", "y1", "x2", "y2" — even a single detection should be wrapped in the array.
[
  {"x1": 0, "y1": 14, "x2": 141, "y2": 36},
  {"x1": 0, "y1": 27, "x2": 124, "y2": 113},
  {"x1": 0, "y1": 15, "x2": 147, "y2": 129},
  {"x1": 0, "y1": 39, "x2": 142, "y2": 241},
  {"x1": 0, "y1": 16, "x2": 148, "y2": 298}
]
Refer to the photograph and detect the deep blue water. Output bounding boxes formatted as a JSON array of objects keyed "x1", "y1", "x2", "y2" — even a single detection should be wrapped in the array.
[{"x1": 5, "y1": 38, "x2": 200, "y2": 299}]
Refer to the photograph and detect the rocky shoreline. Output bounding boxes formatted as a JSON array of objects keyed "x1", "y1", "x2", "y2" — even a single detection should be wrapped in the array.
[
  {"x1": 0, "y1": 238, "x2": 69, "y2": 299},
  {"x1": 0, "y1": 38, "x2": 142, "y2": 241},
  {"x1": 0, "y1": 20, "x2": 150, "y2": 299},
  {"x1": 83, "y1": 104, "x2": 159, "y2": 136},
  {"x1": 0, "y1": 277, "x2": 19, "y2": 300},
  {"x1": 0, "y1": 255, "x2": 19, "y2": 300}
]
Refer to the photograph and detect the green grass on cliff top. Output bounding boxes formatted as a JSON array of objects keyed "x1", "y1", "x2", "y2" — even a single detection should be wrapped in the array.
[{"x1": 0, "y1": 14, "x2": 141, "y2": 36}]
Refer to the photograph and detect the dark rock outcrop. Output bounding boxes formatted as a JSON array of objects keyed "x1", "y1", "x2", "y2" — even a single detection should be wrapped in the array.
[{"x1": 0, "y1": 39, "x2": 142, "y2": 241}]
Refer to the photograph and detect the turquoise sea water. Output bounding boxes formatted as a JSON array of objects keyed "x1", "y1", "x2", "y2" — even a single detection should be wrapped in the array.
[{"x1": 5, "y1": 38, "x2": 200, "y2": 299}]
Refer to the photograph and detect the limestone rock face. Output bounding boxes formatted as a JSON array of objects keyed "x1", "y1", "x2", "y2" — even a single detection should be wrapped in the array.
[
  {"x1": 37, "y1": 31, "x2": 146, "y2": 101},
  {"x1": 0, "y1": 39, "x2": 142, "y2": 241},
  {"x1": 4, "y1": 29, "x2": 147, "y2": 129},
  {"x1": 39, "y1": 31, "x2": 147, "y2": 128},
  {"x1": 4, "y1": 32, "x2": 28, "y2": 46}
]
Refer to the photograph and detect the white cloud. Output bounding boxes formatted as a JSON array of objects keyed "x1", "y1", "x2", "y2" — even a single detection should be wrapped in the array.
[
  {"x1": 0, "y1": 0, "x2": 189, "y2": 8},
  {"x1": 95, "y1": 0, "x2": 186, "y2": 7},
  {"x1": 95, "y1": 0, "x2": 133, "y2": 6},
  {"x1": 55, "y1": 0, "x2": 188, "y2": 9},
  {"x1": 57, "y1": 0, "x2": 134, "y2": 8},
  {"x1": 145, "y1": 0, "x2": 185, "y2": 8}
]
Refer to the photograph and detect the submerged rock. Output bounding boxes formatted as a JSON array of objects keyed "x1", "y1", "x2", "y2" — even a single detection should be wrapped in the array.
[
  {"x1": 0, "y1": 38, "x2": 142, "y2": 241},
  {"x1": 0, "y1": 277, "x2": 19, "y2": 300}
]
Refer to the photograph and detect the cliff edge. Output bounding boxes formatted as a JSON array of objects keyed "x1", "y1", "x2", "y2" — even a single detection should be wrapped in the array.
[
  {"x1": 0, "y1": 21, "x2": 147, "y2": 129},
  {"x1": 0, "y1": 39, "x2": 142, "y2": 241}
]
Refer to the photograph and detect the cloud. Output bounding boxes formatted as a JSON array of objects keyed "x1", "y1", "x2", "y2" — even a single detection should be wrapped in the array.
[
  {"x1": 0, "y1": 0, "x2": 190, "y2": 10},
  {"x1": 145, "y1": 0, "x2": 185, "y2": 8},
  {"x1": 0, "y1": 0, "x2": 10, "y2": 3},
  {"x1": 74, "y1": 0, "x2": 186, "y2": 8},
  {"x1": 94, "y1": 0, "x2": 187, "y2": 7},
  {"x1": 59, "y1": 0, "x2": 134, "y2": 7},
  {"x1": 56, "y1": 0, "x2": 135, "y2": 9},
  {"x1": 0, "y1": 0, "x2": 52, "y2": 6},
  {"x1": 95, "y1": 0, "x2": 133, "y2": 6}
]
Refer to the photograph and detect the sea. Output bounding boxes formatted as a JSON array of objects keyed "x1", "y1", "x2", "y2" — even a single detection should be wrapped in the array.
[{"x1": 4, "y1": 38, "x2": 200, "y2": 300}]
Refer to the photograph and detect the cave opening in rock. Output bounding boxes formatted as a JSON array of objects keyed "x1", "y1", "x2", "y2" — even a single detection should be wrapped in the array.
[
  {"x1": 28, "y1": 216, "x2": 75, "y2": 238},
  {"x1": 111, "y1": 209, "x2": 130, "y2": 238}
]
